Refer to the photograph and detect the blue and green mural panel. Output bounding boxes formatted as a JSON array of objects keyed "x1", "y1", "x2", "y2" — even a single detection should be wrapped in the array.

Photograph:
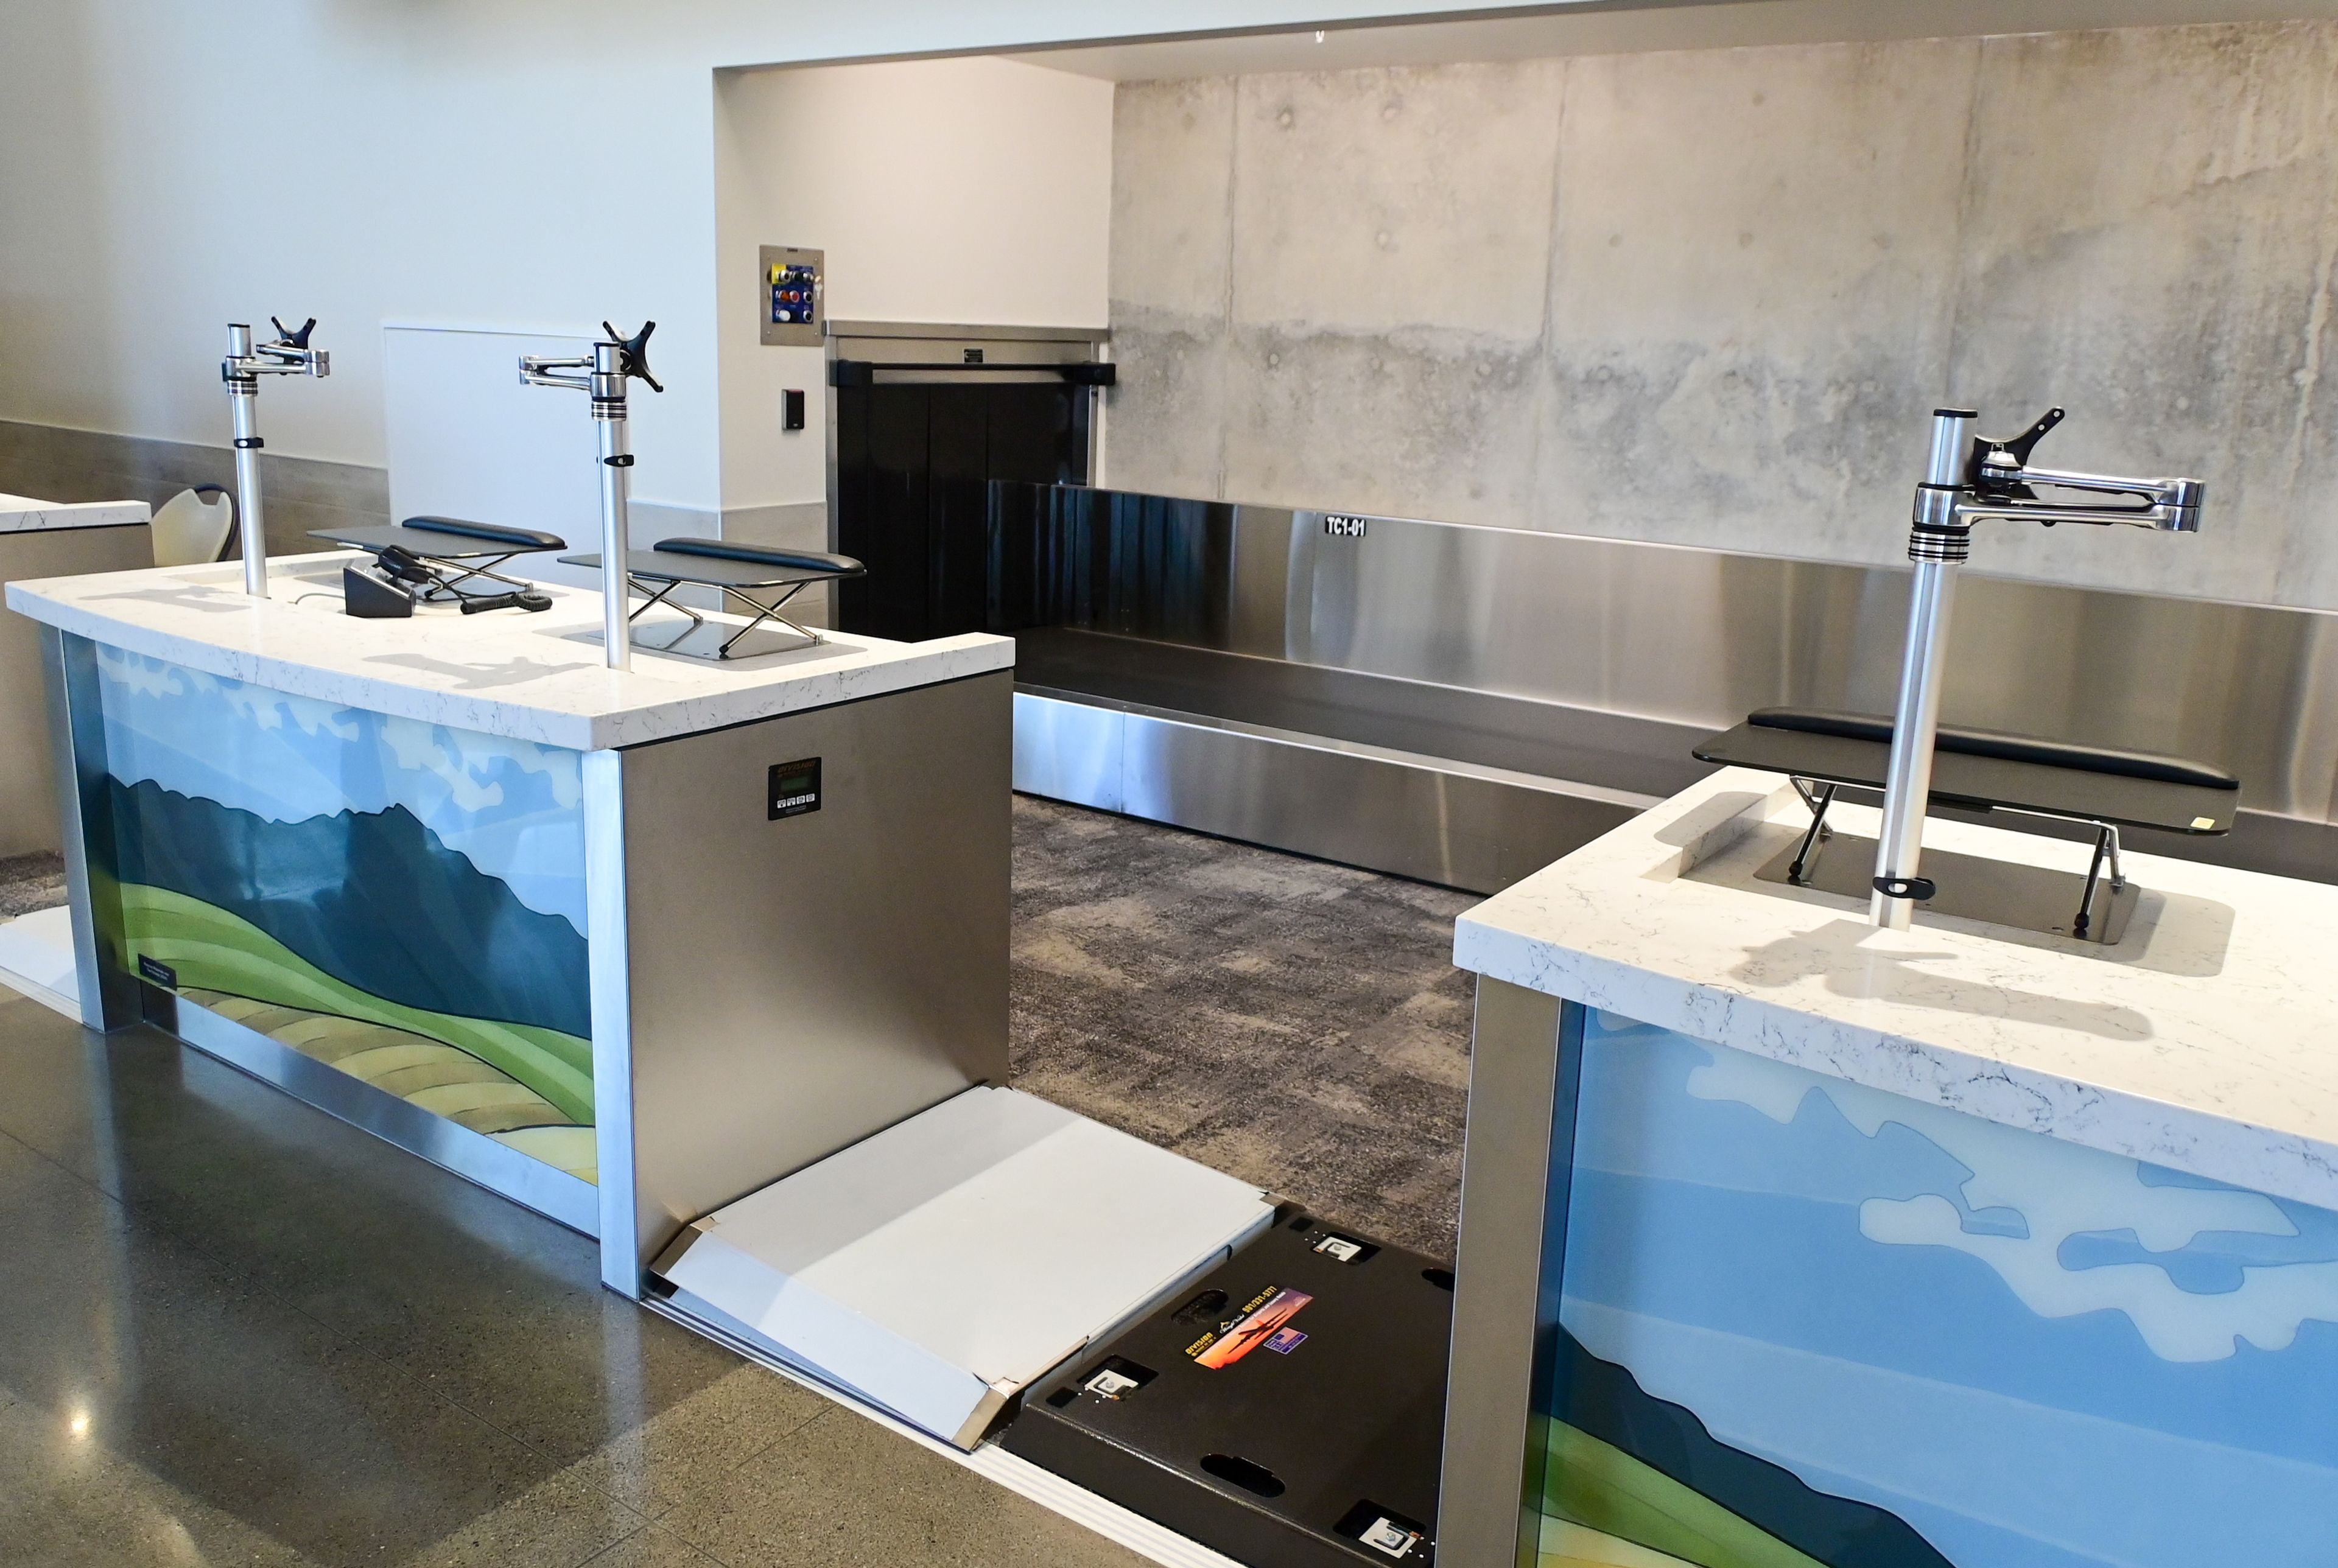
[
  {"x1": 1532, "y1": 1008, "x2": 2338, "y2": 1568},
  {"x1": 89, "y1": 647, "x2": 595, "y2": 1180}
]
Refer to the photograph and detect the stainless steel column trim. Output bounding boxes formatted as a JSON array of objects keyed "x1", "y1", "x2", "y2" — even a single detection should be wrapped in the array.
[
  {"x1": 1440, "y1": 978, "x2": 1570, "y2": 1568},
  {"x1": 170, "y1": 992, "x2": 599, "y2": 1233},
  {"x1": 584, "y1": 747, "x2": 639, "y2": 1296},
  {"x1": 41, "y1": 628, "x2": 136, "y2": 1032}
]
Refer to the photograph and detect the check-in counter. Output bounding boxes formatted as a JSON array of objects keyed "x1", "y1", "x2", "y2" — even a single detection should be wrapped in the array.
[
  {"x1": 4, "y1": 550, "x2": 1274, "y2": 1466},
  {"x1": 0, "y1": 494, "x2": 150, "y2": 858},
  {"x1": 1442, "y1": 769, "x2": 2338, "y2": 1566},
  {"x1": 7, "y1": 552, "x2": 1013, "y2": 1248}
]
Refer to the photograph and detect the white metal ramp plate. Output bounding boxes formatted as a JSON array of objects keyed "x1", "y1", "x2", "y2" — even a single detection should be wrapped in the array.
[{"x1": 653, "y1": 1086, "x2": 1274, "y2": 1447}]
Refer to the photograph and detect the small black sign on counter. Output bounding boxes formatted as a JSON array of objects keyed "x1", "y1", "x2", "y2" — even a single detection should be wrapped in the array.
[{"x1": 768, "y1": 758, "x2": 823, "y2": 821}]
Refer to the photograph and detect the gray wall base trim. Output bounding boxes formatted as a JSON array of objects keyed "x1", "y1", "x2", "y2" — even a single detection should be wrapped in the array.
[
  {"x1": 0, "y1": 418, "x2": 390, "y2": 558},
  {"x1": 167, "y1": 990, "x2": 600, "y2": 1236},
  {"x1": 1011, "y1": 687, "x2": 1646, "y2": 893}
]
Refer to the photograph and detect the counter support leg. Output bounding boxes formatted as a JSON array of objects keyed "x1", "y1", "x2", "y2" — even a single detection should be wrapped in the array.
[
  {"x1": 40, "y1": 628, "x2": 136, "y2": 1032},
  {"x1": 1440, "y1": 980, "x2": 1581, "y2": 1568},
  {"x1": 584, "y1": 749, "x2": 641, "y2": 1297}
]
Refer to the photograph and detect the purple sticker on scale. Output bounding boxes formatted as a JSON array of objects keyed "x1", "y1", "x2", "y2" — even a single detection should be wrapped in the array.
[{"x1": 1266, "y1": 1327, "x2": 1307, "y2": 1354}]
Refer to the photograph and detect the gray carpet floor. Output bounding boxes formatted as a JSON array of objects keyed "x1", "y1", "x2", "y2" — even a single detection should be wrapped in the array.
[
  {"x1": 0, "y1": 802, "x2": 1479, "y2": 1258},
  {"x1": 0, "y1": 852, "x2": 64, "y2": 919},
  {"x1": 1009, "y1": 795, "x2": 1476, "y2": 1260}
]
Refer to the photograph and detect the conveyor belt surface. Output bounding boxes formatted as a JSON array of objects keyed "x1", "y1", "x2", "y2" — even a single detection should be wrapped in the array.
[{"x1": 1014, "y1": 628, "x2": 1712, "y2": 802}]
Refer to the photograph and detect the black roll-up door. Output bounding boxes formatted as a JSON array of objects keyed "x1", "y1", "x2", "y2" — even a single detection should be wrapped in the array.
[{"x1": 835, "y1": 378, "x2": 1091, "y2": 642}]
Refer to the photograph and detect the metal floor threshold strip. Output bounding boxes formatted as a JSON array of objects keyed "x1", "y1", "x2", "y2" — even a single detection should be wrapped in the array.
[{"x1": 641, "y1": 1292, "x2": 1247, "y2": 1568}]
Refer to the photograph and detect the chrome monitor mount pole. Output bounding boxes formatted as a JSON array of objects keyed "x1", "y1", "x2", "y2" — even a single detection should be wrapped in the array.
[
  {"x1": 1869, "y1": 407, "x2": 2205, "y2": 929},
  {"x1": 220, "y1": 318, "x2": 330, "y2": 598},
  {"x1": 519, "y1": 321, "x2": 664, "y2": 671}
]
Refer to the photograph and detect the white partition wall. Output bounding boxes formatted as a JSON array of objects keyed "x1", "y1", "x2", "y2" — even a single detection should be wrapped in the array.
[{"x1": 382, "y1": 324, "x2": 719, "y2": 590}]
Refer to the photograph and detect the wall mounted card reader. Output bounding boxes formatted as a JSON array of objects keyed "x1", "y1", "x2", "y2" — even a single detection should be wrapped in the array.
[{"x1": 759, "y1": 245, "x2": 824, "y2": 347}]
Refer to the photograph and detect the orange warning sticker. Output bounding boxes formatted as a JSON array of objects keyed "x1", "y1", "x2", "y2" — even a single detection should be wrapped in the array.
[{"x1": 1185, "y1": 1285, "x2": 1314, "y2": 1370}]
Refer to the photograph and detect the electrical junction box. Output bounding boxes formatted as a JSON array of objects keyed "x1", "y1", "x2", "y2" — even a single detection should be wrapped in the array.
[{"x1": 759, "y1": 245, "x2": 823, "y2": 346}]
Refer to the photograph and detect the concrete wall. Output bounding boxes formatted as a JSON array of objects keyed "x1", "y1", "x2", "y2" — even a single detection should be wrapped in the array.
[
  {"x1": 1106, "y1": 20, "x2": 2338, "y2": 609},
  {"x1": 714, "y1": 57, "x2": 1114, "y2": 520}
]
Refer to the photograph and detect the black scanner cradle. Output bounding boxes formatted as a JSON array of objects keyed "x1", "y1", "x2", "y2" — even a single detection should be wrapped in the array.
[{"x1": 1002, "y1": 1211, "x2": 1450, "y2": 1567}]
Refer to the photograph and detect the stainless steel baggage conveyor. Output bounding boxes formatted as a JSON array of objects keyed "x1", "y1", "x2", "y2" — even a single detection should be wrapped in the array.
[{"x1": 989, "y1": 483, "x2": 2338, "y2": 892}]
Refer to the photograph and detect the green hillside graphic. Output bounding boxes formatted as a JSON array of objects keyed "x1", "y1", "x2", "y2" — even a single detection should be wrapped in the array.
[
  {"x1": 1538, "y1": 1417, "x2": 1827, "y2": 1568},
  {"x1": 1538, "y1": 1323, "x2": 1951, "y2": 1568},
  {"x1": 122, "y1": 883, "x2": 594, "y2": 1126},
  {"x1": 107, "y1": 775, "x2": 592, "y2": 1041}
]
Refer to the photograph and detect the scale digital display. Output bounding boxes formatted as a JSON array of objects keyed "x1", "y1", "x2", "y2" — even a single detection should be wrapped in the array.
[{"x1": 768, "y1": 758, "x2": 822, "y2": 820}]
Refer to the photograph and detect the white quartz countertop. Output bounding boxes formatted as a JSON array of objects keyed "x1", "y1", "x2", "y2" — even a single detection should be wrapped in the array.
[
  {"x1": 0, "y1": 493, "x2": 150, "y2": 534},
  {"x1": 1456, "y1": 768, "x2": 2338, "y2": 1213},
  {"x1": 5, "y1": 555, "x2": 1013, "y2": 750}
]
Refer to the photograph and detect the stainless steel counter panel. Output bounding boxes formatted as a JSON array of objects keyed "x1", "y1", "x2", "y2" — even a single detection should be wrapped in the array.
[
  {"x1": 4, "y1": 524, "x2": 152, "y2": 857},
  {"x1": 603, "y1": 671, "x2": 1013, "y2": 1288},
  {"x1": 999, "y1": 486, "x2": 2338, "y2": 883}
]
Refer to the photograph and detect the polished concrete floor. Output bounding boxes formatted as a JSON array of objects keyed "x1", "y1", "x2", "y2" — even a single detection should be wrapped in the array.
[
  {"x1": 0, "y1": 989, "x2": 1154, "y2": 1568},
  {"x1": 0, "y1": 799, "x2": 1477, "y2": 1566}
]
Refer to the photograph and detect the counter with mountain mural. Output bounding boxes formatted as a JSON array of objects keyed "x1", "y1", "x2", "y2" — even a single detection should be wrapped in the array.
[
  {"x1": 87, "y1": 643, "x2": 597, "y2": 1182},
  {"x1": 7, "y1": 556, "x2": 1016, "y2": 1207},
  {"x1": 1454, "y1": 771, "x2": 2338, "y2": 1568}
]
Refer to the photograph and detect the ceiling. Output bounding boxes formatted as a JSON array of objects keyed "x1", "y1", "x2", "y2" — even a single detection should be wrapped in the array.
[{"x1": 1005, "y1": 0, "x2": 2338, "y2": 80}]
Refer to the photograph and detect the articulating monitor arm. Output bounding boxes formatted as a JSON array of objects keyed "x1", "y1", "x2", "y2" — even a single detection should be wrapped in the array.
[
  {"x1": 220, "y1": 317, "x2": 331, "y2": 600},
  {"x1": 1870, "y1": 408, "x2": 2206, "y2": 929},
  {"x1": 518, "y1": 321, "x2": 664, "y2": 671}
]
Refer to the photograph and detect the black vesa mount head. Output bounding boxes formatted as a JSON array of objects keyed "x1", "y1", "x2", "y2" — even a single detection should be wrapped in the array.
[
  {"x1": 603, "y1": 320, "x2": 664, "y2": 393},
  {"x1": 1968, "y1": 405, "x2": 2065, "y2": 501},
  {"x1": 270, "y1": 315, "x2": 318, "y2": 350}
]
